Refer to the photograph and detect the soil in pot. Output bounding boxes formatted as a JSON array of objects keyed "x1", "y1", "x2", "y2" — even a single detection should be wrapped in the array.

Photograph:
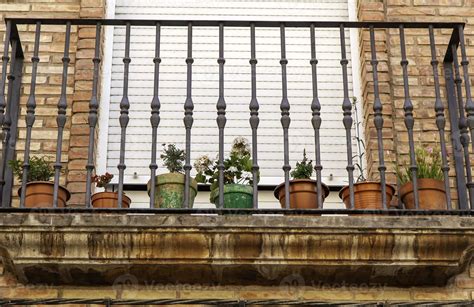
[
  {"x1": 18, "y1": 181, "x2": 70, "y2": 208},
  {"x1": 274, "y1": 179, "x2": 329, "y2": 209},
  {"x1": 210, "y1": 184, "x2": 253, "y2": 209},
  {"x1": 399, "y1": 178, "x2": 447, "y2": 210},
  {"x1": 91, "y1": 191, "x2": 131, "y2": 208},
  {"x1": 339, "y1": 181, "x2": 395, "y2": 210},
  {"x1": 147, "y1": 173, "x2": 198, "y2": 208}
]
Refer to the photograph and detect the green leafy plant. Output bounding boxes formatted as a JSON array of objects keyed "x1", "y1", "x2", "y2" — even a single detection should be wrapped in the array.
[
  {"x1": 352, "y1": 96, "x2": 367, "y2": 182},
  {"x1": 161, "y1": 143, "x2": 185, "y2": 173},
  {"x1": 396, "y1": 146, "x2": 443, "y2": 185},
  {"x1": 194, "y1": 137, "x2": 257, "y2": 192},
  {"x1": 8, "y1": 156, "x2": 54, "y2": 183},
  {"x1": 92, "y1": 172, "x2": 114, "y2": 188},
  {"x1": 290, "y1": 149, "x2": 313, "y2": 179}
]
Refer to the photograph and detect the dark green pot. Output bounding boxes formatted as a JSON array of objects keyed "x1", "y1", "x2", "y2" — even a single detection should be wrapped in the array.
[
  {"x1": 147, "y1": 173, "x2": 198, "y2": 208},
  {"x1": 210, "y1": 184, "x2": 253, "y2": 209}
]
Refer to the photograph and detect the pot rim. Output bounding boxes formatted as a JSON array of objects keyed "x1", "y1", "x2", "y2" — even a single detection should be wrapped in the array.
[
  {"x1": 18, "y1": 181, "x2": 71, "y2": 201},
  {"x1": 91, "y1": 191, "x2": 131, "y2": 202},
  {"x1": 338, "y1": 181, "x2": 395, "y2": 199},
  {"x1": 273, "y1": 179, "x2": 330, "y2": 199}
]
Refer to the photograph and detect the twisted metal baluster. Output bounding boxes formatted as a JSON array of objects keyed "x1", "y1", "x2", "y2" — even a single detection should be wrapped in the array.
[
  {"x1": 0, "y1": 20, "x2": 11, "y2": 200},
  {"x1": 183, "y1": 23, "x2": 194, "y2": 208},
  {"x1": 52, "y1": 22, "x2": 71, "y2": 208},
  {"x1": 452, "y1": 44, "x2": 474, "y2": 209},
  {"x1": 216, "y1": 23, "x2": 226, "y2": 209},
  {"x1": 399, "y1": 25, "x2": 419, "y2": 209},
  {"x1": 340, "y1": 24, "x2": 355, "y2": 209},
  {"x1": 369, "y1": 26, "x2": 387, "y2": 210},
  {"x1": 249, "y1": 23, "x2": 260, "y2": 209},
  {"x1": 85, "y1": 23, "x2": 102, "y2": 208},
  {"x1": 149, "y1": 22, "x2": 161, "y2": 209},
  {"x1": 429, "y1": 25, "x2": 451, "y2": 209},
  {"x1": 279, "y1": 24, "x2": 291, "y2": 210},
  {"x1": 19, "y1": 22, "x2": 41, "y2": 208},
  {"x1": 310, "y1": 24, "x2": 323, "y2": 209},
  {"x1": 117, "y1": 23, "x2": 131, "y2": 208}
]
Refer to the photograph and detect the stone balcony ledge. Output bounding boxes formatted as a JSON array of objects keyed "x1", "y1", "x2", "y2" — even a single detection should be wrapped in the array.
[{"x1": 0, "y1": 213, "x2": 473, "y2": 287}]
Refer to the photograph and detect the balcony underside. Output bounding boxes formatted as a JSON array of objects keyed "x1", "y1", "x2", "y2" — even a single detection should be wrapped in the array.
[{"x1": 0, "y1": 213, "x2": 473, "y2": 287}]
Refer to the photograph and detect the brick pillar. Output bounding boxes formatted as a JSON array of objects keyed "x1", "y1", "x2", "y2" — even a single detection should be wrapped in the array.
[
  {"x1": 0, "y1": 1, "x2": 81, "y2": 206},
  {"x1": 357, "y1": 0, "x2": 474, "y2": 208},
  {"x1": 67, "y1": 0, "x2": 105, "y2": 206}
]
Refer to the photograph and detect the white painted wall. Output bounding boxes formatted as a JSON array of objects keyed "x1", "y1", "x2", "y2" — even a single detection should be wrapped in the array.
[{"x1": 99, "y1": 0, "x2": 360, "y2": 208}]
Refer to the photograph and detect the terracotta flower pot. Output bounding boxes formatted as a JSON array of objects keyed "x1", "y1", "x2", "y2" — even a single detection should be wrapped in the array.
[
  {"x1": 91, "y1": 191, "x2": 131, "y2": 208},
  {"x1": 339, "y1": 181, "x2": 395, "y2": 210},
  {"x1": 210, "y1": 184, "x2": 253, "y2": 209},
  {"x1": 274, "y1": 179, "x2": 329, "y2": 209},
  {"x1": 147, "y1": 173, "x2": 198, "y2": 208},
  {"x1": 399, "y1": 178, "x2": 447, "y2": 210},
  {"x1": 18, "y1": 181, "x2": 70, "y2": 208}
]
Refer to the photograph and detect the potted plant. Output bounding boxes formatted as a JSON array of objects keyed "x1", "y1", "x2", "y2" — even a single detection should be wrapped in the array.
[
  {"x1": 91, "y1": 172, "x2": 131, "y2": 208},
  {"x1": 274, "y1": 149, "x2": 329, "y2": 209},
  {"x1": 147, "y1": 144, "x2": 198, "y2": 208},
  {"x1": 195, "y1": 137, "x2": 257, "y2": 208},
  {"x1": 339, "y1": 97, "x2": 395, "y2": 209},
  {"x1": 397, "y1": 147, "x2": 447, "y2": 210},
  {"x1": 9, "y1": 156, "x2": 70, "y2": 208}
]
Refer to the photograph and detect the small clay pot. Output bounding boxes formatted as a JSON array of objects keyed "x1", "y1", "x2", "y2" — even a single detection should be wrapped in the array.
[
  {"x1": 274, "y1": 179, "x2": 329, "y2": 209},
  {"x1": 91, "y1": 191, "x2": 131, "y2": 208},
  {"x1": 339, "y1": 181, "x2": 395, "y2": 210},
  {"x1": 147, "y1": 173, "x2": 198, "y2": 208},
  {"x1": 399, "y1": 178, "x2": 447, "y2": 210},
  {"x1": 210, "y1": 184, "x2": 253, "y2": 209},
  {"x1": 18, "y1": 181, "x2": 70, "y2": 208}
]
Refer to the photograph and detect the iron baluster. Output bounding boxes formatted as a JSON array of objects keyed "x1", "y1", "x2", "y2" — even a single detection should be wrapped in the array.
[
  {"x1": 149, "y1": 22, "x2": 161, "y2": 209},
  {"x1": 85, "y1": 23, "x2": 102, "y2": 208},
  {"x1": 183, "y1": 23, "x2": 194, "y2": 208},
  {"x1": 369, "y1": 26, "x2": 387, "y2": 210},
  {"x1": 249, "y1": 23, "x2": 260, "y2": 209},
  {"x1": 279, "y1": 24, "x2": 291, "y2": 210},
  {"x1": 19, "y1": 22, "x2": 41, "y2": 208},
  {"x1": 117, "y1": 22, "x2": 131, "y2": 208},
  {"x1": 429, "y1": 25, "x2": 451, "y2": 209},
  {"x1": 340, "y1": 24, "x2": 355, "y2": 209},
  {"x1": 52, "y1": 22, "x2": 71, "y2": 208},
  {"x1": 310, "y1": 24, "x2": 323, "y2": 209},
  {"x1": 399, "y1": 25, "x2": 420, "y2": 209}
]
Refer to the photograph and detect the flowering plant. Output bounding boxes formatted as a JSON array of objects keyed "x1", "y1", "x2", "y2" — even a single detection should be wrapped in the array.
[
  {"x1": 194, "y1": 137, "x2": 257, "y2": 191},
  {"x1": 92, "y1": 172, "x2": 114, "y2": 189},
  {"x1": 396, "y1": 146, "x2": 443, "y2": 185}
]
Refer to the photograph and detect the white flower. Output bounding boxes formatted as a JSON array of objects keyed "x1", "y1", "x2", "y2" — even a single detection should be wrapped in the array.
[
  {"x1": 242, "y1": 171, "x2": 252, "y2": 179},
  {"x1": 228, "y1": 166, "x2": 238, "y2": 172}
]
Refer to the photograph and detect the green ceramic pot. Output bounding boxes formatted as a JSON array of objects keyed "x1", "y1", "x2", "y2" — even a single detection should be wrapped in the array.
[
  {"x1": 210, "y1": 184, "x2": 253, "y2": 209},
  {"x1": 147, "y1": 173, "x2": 198, "y2": 208}
]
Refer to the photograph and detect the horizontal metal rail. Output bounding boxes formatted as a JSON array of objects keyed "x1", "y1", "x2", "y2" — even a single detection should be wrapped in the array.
[
  {"x1": 5, "y1": 18, "x2": 465, "y2": 28},
  {"x1": 0, "y1": 207, "x2": 474, "y2": 216}
]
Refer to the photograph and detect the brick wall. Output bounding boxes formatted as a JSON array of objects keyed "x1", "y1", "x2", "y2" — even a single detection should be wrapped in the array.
[
  {"x1": 0, "y1": 0, "x2": 105, "y2": 206},
  {"x1": 358, "y1": 0, "x2": 474, "y2": 208}
]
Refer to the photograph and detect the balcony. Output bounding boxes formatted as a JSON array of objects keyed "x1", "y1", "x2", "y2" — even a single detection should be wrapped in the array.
[{"x1": 0, "y1": 18, "x2": 473, "y2": 291}]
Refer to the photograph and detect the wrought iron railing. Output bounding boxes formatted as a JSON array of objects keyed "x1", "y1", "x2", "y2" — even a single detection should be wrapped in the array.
[{"x1": 0, "y1": 18, "x2": 473, "y2": 214}]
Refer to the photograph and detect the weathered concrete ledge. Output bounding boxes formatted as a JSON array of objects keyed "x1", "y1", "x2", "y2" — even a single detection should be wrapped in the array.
[{"x1": 0, "y1": 213, "x2": 473, "y2": 287}]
